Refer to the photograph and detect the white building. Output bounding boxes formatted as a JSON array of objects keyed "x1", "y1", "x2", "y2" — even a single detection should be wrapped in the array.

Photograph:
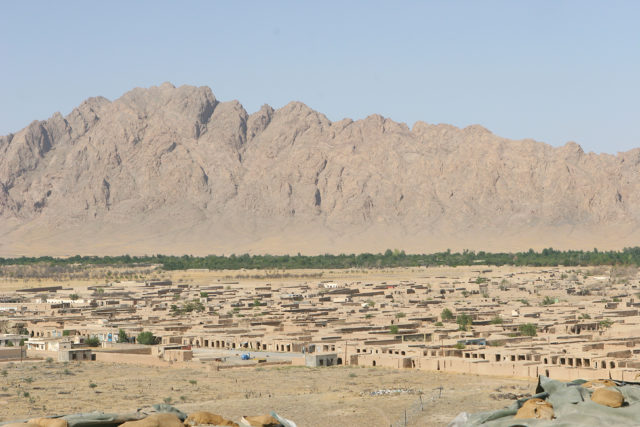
[{"x1": 0, "y1": 334, "x2": 28, "y2": 347}]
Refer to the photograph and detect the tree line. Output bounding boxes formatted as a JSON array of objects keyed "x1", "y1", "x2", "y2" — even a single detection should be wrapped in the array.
[{"x1": 2, "y1": 247, "x2": 640, "y2": 270}]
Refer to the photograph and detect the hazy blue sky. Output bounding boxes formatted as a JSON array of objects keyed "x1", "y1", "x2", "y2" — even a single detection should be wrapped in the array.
[{"x1": 1, "y1": 1, "x2": 638, "y2": 154}]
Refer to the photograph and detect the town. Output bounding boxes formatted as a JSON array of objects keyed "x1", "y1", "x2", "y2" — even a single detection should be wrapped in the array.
[{"x1": 2, "y1": 265, "x2": 639, "y2": 382}]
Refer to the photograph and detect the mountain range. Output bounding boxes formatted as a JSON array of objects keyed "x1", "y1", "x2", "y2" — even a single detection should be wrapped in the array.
[{"x1": 1, "y1": 82, "x2": 639, "y2": 256}]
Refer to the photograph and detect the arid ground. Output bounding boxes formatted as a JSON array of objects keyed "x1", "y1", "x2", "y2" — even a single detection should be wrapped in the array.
[{"x1": 0, "y1": 361, "x2": 533, "y2": 427}]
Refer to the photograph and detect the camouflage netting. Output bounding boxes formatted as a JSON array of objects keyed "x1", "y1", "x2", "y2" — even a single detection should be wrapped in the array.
[{"x1": 449, "y1": 376, "x2": 640, "y2": 426}]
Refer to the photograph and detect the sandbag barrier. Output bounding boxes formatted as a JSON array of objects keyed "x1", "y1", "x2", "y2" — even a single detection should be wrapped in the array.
[
  {"x1": 449, "y1": 375, "x2": 640, "y2": 426},
  {"x1": 0, "y1": 405, "x2": 296, "y2": 427}
]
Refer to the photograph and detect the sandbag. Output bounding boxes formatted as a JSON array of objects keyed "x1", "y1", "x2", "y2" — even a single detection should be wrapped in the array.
[
  {"x1": 240, "y1": 415, "x2": 282, "y2": 427},
  {"x1": 29, "y1": 419, "x2": 68, "y2": 427},
  {"x1": 119, "y1": 414, "x2": 184, "y2": 427},
  {"x1": 591, "y1": 388, "x2": 624, "y2": 408},
  {"x1": 582, "y1": 379, "x2": 616, "y2": 388},
  {"x1": 3, "y1": 424, "x2": 41, "y2": 427},
  {"x1": 513, "y1": 398, "x2": 554, "y2": 420},
  {"x1": 185, "y1": 412, "x2": 238, "y2": 427}
]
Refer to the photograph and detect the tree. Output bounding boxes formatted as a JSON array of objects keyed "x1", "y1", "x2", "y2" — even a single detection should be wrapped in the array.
[
  {"x1": 137, "y1": 331, "x2": 156, "y2": 345},
  {"x1": 70, "y1": 294, "x2": 79, "y2": 301},
  {"x1": 599, "y1": 319, "x2": 613, "y2": 329},
  {"x1": 441, "y1": 308, "x2": 454, "y2": 321},
  {"x1": 389, "y1": 325, "x2": 399, "y2": 334},
  {"x1": 519, "y1": 323, "x2": 537, "y2": 337},
  {"x1": 117, "y1": 329, "x2": 128, "y2": 343},
  {"x1": 85, "y1": 336, "x2": 100, "y2": 347},
  {"x1": 456, "y1": 314, "x2": 473, "y2": 331}
]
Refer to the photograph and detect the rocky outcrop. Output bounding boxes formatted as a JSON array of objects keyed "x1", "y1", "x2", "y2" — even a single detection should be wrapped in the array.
[{"x1": 1, "y1": 83, "x2": 639, "y2": 256}]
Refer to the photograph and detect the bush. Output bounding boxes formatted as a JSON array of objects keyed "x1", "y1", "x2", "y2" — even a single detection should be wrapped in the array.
[
  {"x1": 395, "y1": 312, "x2": 406, "y2": 319},
  {"x1": 541, "y1": 296, "x2": 556, "y2": 306},
  {"x1": 434, "y1": 321, "x2": 443, "y2": 327},
  {"x1": 599, "y1": 319, "x2": 613, "y2": 329},
  {"x1": 117, "y1": 329, "x2": 128, "y2": 343},
  {"x1": 441, "y1": 308, "x2": 454, "y2": 321},
  {"x1": 85, "y1": 336, "x2": 100, "y2": 347},
  {"x1": 454, "y1": 342, "x2": 466, "y2": 349},
  {"x1": 519, "y1": 323, "x2": 537, "y2": 336},
  {"x1": 137, "y1": 331, "x2": 156, "y2": 345},
  {"x1": 456, "y1": 314, "x2": 473, "y2": 331},
  {"x1": 490, "y1": 316, "x2": 503, "y2": 324},
  {"x1": 389, "y1": 325, "x2": 399, "y2": 334}
]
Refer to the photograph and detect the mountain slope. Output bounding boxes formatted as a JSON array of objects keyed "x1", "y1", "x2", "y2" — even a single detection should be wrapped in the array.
[{"x1": 1, "y1": 83, "x2": 639, "y2": 256}]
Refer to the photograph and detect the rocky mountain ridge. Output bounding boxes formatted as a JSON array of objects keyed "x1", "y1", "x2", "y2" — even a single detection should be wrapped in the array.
[{"x1": 1, "y1": 82, "x2": 639, "y2": 256}]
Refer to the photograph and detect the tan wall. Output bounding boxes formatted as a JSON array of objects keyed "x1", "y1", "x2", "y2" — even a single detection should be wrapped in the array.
[
  {"x1": 413, "y1": 357, "x2": 636, "y2": 382},
  {"x1": 0, "y1": 347, "x2": 25, "y2": 360},
  {"x1": 94, "y1": 352, "x2": 173, "y2": 367}
]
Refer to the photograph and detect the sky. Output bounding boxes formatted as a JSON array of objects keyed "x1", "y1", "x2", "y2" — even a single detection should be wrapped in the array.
[{"x1": 1, "y1": 1, "x2": 639, "y2": 154}]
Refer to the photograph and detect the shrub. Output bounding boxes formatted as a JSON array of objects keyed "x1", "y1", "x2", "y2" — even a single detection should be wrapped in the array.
[
  {"x1": 454, "y1": 342, "x2": 466, "y2": 349},
  {"x1": 490, "y1": 316, "x2": 503, "y2": 324},
  {"x1": 117, "y1": 329, "x2": 128, "y2": 343},
  {"x1": 456, "y1": 314, "x2": 473, "y2": 331},
  {"x1": 434, "y1": 321, "x2": 443, "y2": 327},
  {"x1": 389, "y1": 325, "x2": 399, "y2": 334},
  {"x1": 137, "y1": 331, "x2": 156, "y2": 345},
  {"x1": 395, "y1": 312, "x2": 406, "y2": 319},
  {"x1": 85, "y1": 336, "x2": 100, "y2": 347},
  {"x1": 441, "y1": 308, "x2": 454, "y2": 321},
  {"x1": 519, "y1": 323, "x2": 537, "y2": 337},
  {"x1": 599, "y1": 319, "x2": 613, "y2": 329},
  {"x1": 541, "y1": 296, "x2": 555, "y2": 306},
  {"x1": 89, "y1": 382, "x2": 97, "y2": 389}
]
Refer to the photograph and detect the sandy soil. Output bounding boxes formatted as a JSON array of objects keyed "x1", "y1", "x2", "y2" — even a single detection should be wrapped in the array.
[{"x1": 0, "y1": 361, "x2": 533, "y2": 427}]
